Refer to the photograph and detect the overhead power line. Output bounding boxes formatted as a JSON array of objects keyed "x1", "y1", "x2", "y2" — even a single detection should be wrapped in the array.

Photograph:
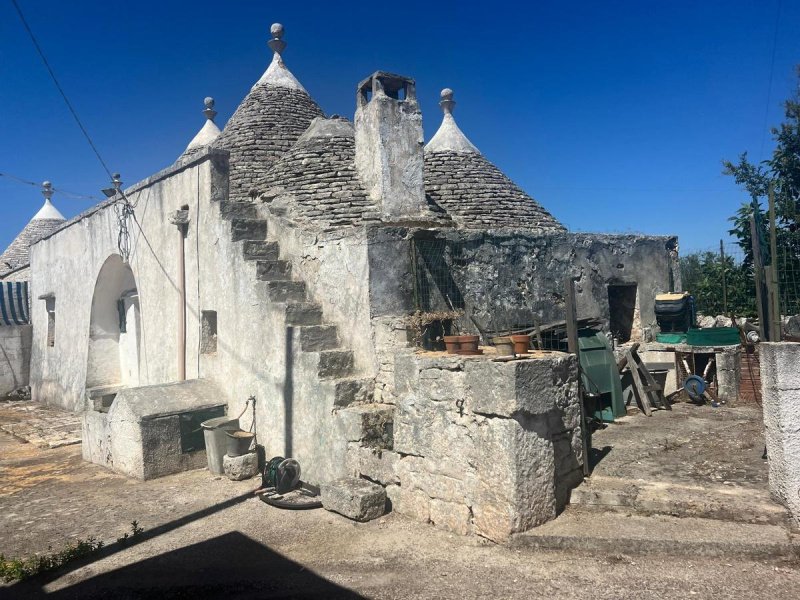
[
  {"x1": 10, "y1": 0, "x2": 113, "y2": 180},
  {"x1": 0, "y1": 172, "x2": 101, "y2": 201}
]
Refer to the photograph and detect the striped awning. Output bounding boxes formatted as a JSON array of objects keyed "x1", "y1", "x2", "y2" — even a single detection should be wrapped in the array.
[{"x1": 0, "y1": 281, "x2": 29, "y2": 326}]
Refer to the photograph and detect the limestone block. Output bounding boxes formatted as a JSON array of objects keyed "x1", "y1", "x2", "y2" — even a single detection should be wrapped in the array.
[
  {"x1": 223, "y1": 451, "x2": 259, "y2": 481},
  {"x1": 465, "y1": 354, "x2": 577, "y2": 417},
  {"x1": 429, "y1": 498, "x2": 472, "y2": 535},
  {"x1": 335, "y1": 403, "x2": 394, "y2": 447},
  {"x1": 321, "y1": 477, "x2": 386, "y2": 522},
  {"x1": 386, "y1": 484, "x2": 431, "y2": 523},
  {"x1": 394, "y1": 455, "x2": 475, "y2": 504},
  {"x1": 393, "y1": 395, "x2": 476, "y2": 474},
  {"x1": 760, "y1": 342, "x2": 800, "y2": 390},
  {"x1": 345, "y1": 443, "x2": 400, "y2": 485},
  {"x1": 419, "y1": 366, "x2": 466, "y2": 402}
]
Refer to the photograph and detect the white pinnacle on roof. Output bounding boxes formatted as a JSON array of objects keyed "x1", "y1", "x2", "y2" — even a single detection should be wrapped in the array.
[
  {"x1": 33, "y1": 181, "x2": 65, "y2": 220},
  {"x1": 184, "y1": 97, "x2": 221, "y2": 153},
  {"x1": 252, "y1": 23, "x2": 308, "y2": 92},
  {"x1": 425, "y1": 88, "x2": 480, "y2": 154}
]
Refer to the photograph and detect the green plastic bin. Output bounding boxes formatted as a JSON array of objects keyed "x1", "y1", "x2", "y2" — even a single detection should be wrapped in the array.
[
  {"x1": 578, "y1": 331, "x2": 625, "y2": 422},
  {"x1": 686, "y1": 327, "x2": 740, "y2": 346}
]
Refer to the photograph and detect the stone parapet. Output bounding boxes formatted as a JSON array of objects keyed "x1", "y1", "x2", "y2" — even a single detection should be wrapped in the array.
[{"x1": 760, "y1": 342, "x2": 800, "y2": 526}]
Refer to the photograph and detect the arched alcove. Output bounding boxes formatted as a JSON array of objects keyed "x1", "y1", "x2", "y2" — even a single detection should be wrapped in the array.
[{"x1": 86, "y1": 254, "x2": 141, "y2": 390}]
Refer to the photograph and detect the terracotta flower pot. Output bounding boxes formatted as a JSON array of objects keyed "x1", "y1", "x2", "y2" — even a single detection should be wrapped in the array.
[
  {"x1": 443, "y1": 335, "x2": 460, "y2": 354},
  {"x1": 510, "y1": 334, "x2": 531, "y2": 355},
  {"x1": 458, "y1": 335, "x2": 480, "y2": 353},
  {"x1": 492, "y1": 336, "x2": 515, "y2": 356}
]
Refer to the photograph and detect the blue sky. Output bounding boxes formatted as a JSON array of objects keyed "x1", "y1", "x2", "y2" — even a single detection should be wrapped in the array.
[{"x1": 1, "y1": 1, "x2": 798, "y2": 255}]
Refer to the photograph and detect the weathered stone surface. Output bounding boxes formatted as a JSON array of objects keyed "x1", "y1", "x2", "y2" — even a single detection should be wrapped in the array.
[
  {"x1": 223, "y1": 451, "x2": 259, "y2": 481},
  {"x1": 465, "y1": 354, "x2": 577, "y2": 417},
  {"x1": 423, "y1": 150, "x2": 564, "y2": 232},
  {"x1": 321, "y1": 477, "x2": 386, "y2": 522},
  {"x1": 345, "y1": 443, "x2": 400, "y2": 485},
  {"x1": 760, "y1": 342, "x2": 800, "y2": 526},
  {"x1": 429, "y1": 498, "x2": 472, "y2": 535},
  {"x1": 386, "y1": 484, "x2": 431, "y2": 523},
  {"x1": 212, "y1": 84, "x2": 323, "y2": 202},
  {"x1": 335, "y1": 403, "x2": 393, "y2": 448}
]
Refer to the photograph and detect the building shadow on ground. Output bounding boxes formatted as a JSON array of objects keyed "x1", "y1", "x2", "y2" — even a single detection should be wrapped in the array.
[{"x1": 8, "y1": 530, "x2": 364, "y2": 599}]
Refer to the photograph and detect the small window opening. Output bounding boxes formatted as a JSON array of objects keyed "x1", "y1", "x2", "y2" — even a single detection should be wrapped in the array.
[
  {"x1": 45, "y1": 297, "x2": 56, "y2": 347},
  {"x1": 608, "y1": 283, "x2": 638, "y2": 343},
  {"x1": 201, "y1": 310, "x2": 217, "y2": 354},
  {"x1": 117, "y1": 299, "x2": 127, "y2": 333}
]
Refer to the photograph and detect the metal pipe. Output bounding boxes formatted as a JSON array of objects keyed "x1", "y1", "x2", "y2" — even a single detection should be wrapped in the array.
[{"x1": 178, "y1": 224, "x2": 186, "y2": 381}]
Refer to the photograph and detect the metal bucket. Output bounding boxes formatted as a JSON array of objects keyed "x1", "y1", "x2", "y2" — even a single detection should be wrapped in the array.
[
  {"x1": 226, "y1": 430, "x2": 255, "y2": 457},
  {"x1": 201, "y1": 416, "x2": 240, "y2": 475}
]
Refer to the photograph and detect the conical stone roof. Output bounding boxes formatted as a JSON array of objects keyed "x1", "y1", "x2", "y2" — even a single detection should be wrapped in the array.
[
  {"x1": 258, "y1": 117, "x2": 381, "y2": 229},
  {"x1": 1, "y1": 182, "x2": 66, "y2": 276},
  {"x1": 424, "y1": 89, "x2": 564, "y2": 233},
  {"x1": 212, "y1": 24, "x2": 324, "y2": 201},
  {"x1": 180, "y1": 97, "x2": 221, "y2": 160}
]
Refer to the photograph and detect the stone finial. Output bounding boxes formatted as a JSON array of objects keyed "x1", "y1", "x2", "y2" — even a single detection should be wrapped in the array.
[
  {"x1": 268, "y1": 23, "x2": 287, "y2": 55},
  {"x1": 41, "y1": 181, "x2": 54, "y2": 200},
  {"x1": 112, "y1": 173, "x2": 123, "y2": 191},
  {"x1": 440, "y1": 88, "x2": 455, "y2": 115},
  {"x1": 203, "y1": 97, "x2": 217, "y2": 121}
]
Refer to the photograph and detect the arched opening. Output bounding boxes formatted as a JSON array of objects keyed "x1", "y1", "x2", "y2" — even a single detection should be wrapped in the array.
[{"x1": 86, "y1": 254, "x2": 141, "y2": 392}]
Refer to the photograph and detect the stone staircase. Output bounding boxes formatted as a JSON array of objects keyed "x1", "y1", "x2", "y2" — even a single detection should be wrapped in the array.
[{"x1": 220, "y1": 200, "x2": 395, "y2": 479}]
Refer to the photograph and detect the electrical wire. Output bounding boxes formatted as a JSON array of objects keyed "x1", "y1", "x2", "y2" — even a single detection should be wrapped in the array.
[
  {"x1": 0, "y1": 172, "x2": 102, "y2": 201},
  {"x1": 10, "y1": 0, "x2": 113, "y2": 180},
  {"x1": 758, "y1": 0, "x2": 783, "y2": 163}
]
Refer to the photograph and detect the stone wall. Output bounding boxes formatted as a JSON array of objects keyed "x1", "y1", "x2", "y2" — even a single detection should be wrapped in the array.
[
  {"x1": 365, "y1": 227, "x2": 678, "y2": 402},
  {"x1": 384, "y1": 351, "x2": 583, "y2": 542},
  {"x1": 760, "y1": 342, "x2": 800, "y2": 526},
  {"x1": 0, "y1": 325, "x2": 31, "y2": 397}
]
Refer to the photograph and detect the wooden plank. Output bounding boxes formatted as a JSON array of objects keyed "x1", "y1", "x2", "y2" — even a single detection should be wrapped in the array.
[
  {"x1": 627, "y1": 349, "x2": 653, "y2": 416},
  {"x1": 616, "y1": 342, "x2": 640, "y2": 371},
  {"x1": 750, "y1": 214, "x2": 767, "y2": 341},
  {"x1": 635, "y1": 353, "x2": 669, "y2": 410},
  {"x1": 768, "y1": 185, "x2": 782, "y2": 342}
]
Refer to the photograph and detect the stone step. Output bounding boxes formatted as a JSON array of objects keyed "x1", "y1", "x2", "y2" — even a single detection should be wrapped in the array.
[
  {"x1": 231, "y1": 218, "x2": 267, "y2": 242},
  {"x1": 332, "y1": 377, "x2": 374, "y2": 408},
  {"x1": 336, "y1": 403, "x2": 394, "y2": 449},
  {"x1": 321, "y1": 477, "x2": 386, "y2": 522},
  {"x1": 345, "y1": 444, "x2": 400, "y2": 486},
  {"x1": 510, "y1": 506, "x2": 799, "y2": 559},
  {"x1": 256, "y1": 260, "x2": 292, "y2": 281},
  {"x1": 317, "y1": 349, "x2": 354, "y2": 379},
  {"x1": 266, "y1": 280, "x2": 306, "y2": 303},
  {"x1": 298, "y1": 325, "x2": 339, "y2": 352},
  {"x1": 284, "y1": 302, "x2": 323, "y2": 326},
  {"x1": 220, "y1": 201, "x2": 258, "y2": 221},
  {"x1": 242, "y1": 241, "x2": 280, "y2": 261},
  {"x1": 570, "y1": 475, "x2": 790, "y2": 526}
]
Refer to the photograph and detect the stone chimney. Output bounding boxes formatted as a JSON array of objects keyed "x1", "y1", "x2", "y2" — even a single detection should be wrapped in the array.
[{"x1": 354, "y1": 72, "x2": 427, "y2": 221}]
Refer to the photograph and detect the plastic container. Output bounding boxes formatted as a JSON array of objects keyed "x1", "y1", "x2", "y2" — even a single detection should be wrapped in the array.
[
  {"x1": 201, "y1": 416, "x2": 240, "y2": 474},
  {"x1": 686, "y1": 327, "x2": 740, "y2": 346}
]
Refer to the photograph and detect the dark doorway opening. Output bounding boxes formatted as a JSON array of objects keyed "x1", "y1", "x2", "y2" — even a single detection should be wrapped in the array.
[{"x1": 608, "y1": 283, "x2": 637, "y2": 343}]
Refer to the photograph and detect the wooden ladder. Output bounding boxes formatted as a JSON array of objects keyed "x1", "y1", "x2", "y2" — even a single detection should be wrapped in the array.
[{"x1": 619, "y1": 344, "x2": 670, "y2": 416}]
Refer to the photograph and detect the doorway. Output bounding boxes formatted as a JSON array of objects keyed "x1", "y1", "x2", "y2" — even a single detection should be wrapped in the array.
[{"x1": 608, "y1": 283, "x2": 638, "y2": 343}]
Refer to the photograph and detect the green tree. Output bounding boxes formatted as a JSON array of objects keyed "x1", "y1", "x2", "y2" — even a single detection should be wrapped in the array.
[{"x1": 722, "y1": 65, "x2": 800, "y2": 316}]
